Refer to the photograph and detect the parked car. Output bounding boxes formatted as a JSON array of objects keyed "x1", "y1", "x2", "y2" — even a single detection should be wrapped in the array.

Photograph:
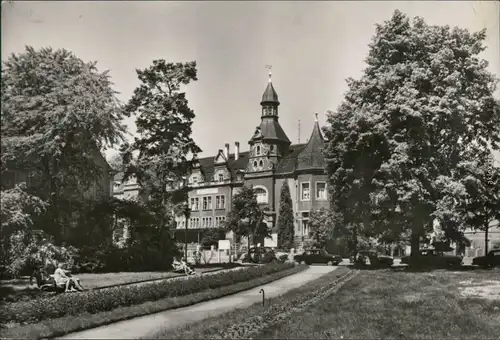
[
  {"x1": 353, "y1": 250, "x2": 394, "y2": 268},
  {"x1": 242, "y1": 246, "x2": 277, "y2": 264},
  {"x1": 472, "y1": 249, "x2": 500, "y2": 268},
  {"x1": 400, "y1": 248, "x2": 462, "y2": 268},
  {"x1": 294, "y1": 249, "x2": 342, "y2": 265}
]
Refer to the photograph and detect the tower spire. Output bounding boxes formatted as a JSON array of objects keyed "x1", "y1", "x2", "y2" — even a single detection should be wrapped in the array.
[{"x1": 314, "y1": 112, "x2": 318, "y2": 122}]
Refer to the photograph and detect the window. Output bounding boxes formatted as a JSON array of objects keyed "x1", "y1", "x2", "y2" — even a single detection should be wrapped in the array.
[
  {"x1": 190, "y1": 197, "x2": 199, "y2": 211},
  {"x1": 216, "y1": 195, "x2": 225, "y2": 209},
  {"x1": 203, "y1": 196, "x2": 212, "y2": 210},
  {"x1": 253, "y1": 161, "x2": 258, "y2": 168},
  {"x1": 218, "y1": 173, "x2": 224, "y2": 182},
  {"x1": 255, "y1": 187, "x2": 268, "y2": 204},
  {"x1": 237, "y1": 174, "x2": 242, "y2": 181},
  {"x1": 189, "y1": 218, "x2": 200, "y2": 229},
  {"x1": 316, "y1": 182, "x2": 327, "y2": 200},
  {"x1": 215, "y1": 216, "x2": 226, "y2": 227},
  {"x1": 301, "y1": 212, "x2": 310, "y2": 236},
  {"x1": 301, "y1": 182, "x2": 310, "y2": 200},
  {"x1": 202, "y1": 217, "x2": 212, "y2": 228},
  {"x1": 270, "y1": 145, "x2": 274, "y2": 152},
  {"x1": 192, "y1": 176, "x2": 198, "y2": 184},
  {"x1": 256, "y1": 145, "x2": 261, "y2": 156},
  {"x1": 259, "y1": 160, "x2": 263, "y2": 167}
]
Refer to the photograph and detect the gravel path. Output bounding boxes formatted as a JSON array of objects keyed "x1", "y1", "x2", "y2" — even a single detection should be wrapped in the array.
[{"x1": 60, "y1": 266, "x2": 338, "y2": 339}]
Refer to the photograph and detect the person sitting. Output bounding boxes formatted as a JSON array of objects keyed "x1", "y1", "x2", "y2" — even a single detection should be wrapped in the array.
[
  {"x1": 172, "y1": 257, "x2": 195, "y2": 275},
  {"x1": 30, "y1": 266, "x2": 53, "y2": 290},
  {"x1": 53, "y1": 263, "x2": 85, "y2": 292}
]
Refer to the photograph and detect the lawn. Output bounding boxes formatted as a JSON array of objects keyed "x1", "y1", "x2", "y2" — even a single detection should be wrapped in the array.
[
  {"x1": 157, "y1": 267, "x2": 500, "y2": 339},
  {"x1": 0, "y1": 263, "x2": 305, "y2": 340},
  {"x1": 0, "y1": 268, "x2": 221, "y2": 303}
]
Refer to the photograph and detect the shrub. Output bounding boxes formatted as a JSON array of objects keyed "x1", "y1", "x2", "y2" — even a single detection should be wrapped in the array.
[{"x1": 1, "y1": 262, "x2": 295, "y2": 325}]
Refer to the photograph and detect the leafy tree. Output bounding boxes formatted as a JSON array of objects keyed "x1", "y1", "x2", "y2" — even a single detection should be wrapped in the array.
[
  {"x1": 121, "y1": 60, "x2": 201, "y2": 234},
  {"x1": 0, "y1": 183, "x2": 50, "y2": 276},
  {"x1": 225, "y1": 185, "x2": 269, "y2": 247},
  {"x1": 460, "y1": 153, "x2": 500, "y2": 254},
  {"x1": 1, "y1": 46, "x2": 125, "y2": 243},
  {"x1": 308, "y1": 208, "x2": 335, "y2": 249},
  {"x1": 200, "y1": 228, "x2": 226, "y2": 249},
  {"x1": 277, "y1": 181, "x2": 294, "y2": 249},
  {"x1": 324, "y1": 11, "x2": 500, "y2": 257}
]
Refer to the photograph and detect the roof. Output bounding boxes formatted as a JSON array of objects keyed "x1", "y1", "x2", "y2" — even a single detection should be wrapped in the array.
[
  {"x1": 261, "y1": 81, "x2": 279, "y2": 105},
  {"x1": 296, "y1": 118, "x2": 326, "y2": 171},
  {"x1": 275, "y1": 144, "x2": 306, "y2": 174},
  {"x1": 251, "y1": 117, "x2": 291, "y2": 145},
  {"x1": 195, "y1": 150, "x2": 250, "y2": 181}
]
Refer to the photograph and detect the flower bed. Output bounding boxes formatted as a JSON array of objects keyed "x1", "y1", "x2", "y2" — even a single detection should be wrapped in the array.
[{"x1": 0, "y1": 262, "x2": 295, "y2": 326}]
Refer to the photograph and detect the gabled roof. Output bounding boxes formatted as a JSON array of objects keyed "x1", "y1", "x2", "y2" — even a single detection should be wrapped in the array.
[
  {"x1": 296, "y1": 117, "x2": 326, "y2": 171},
  {"x1": 194, "y1": 151, "x2": 250, "y2": 181}
]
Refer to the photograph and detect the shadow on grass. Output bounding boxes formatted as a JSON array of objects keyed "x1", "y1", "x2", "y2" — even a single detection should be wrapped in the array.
[{"x1": 345, "y1": 264, "x2": 492, "y2": 273}]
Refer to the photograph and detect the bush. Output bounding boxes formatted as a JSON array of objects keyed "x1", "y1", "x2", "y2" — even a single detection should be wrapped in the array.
[{"x1": 1, "y1": 262, "x2": 295, "y2": 325}]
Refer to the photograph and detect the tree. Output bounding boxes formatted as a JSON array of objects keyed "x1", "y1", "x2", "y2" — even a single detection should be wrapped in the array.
[
  {"x1": 277, "y1": 181, "x2": 294, "y2": 249},
  {"x1": 225, "y1": 185, "x2": 270, "y2": 247},
  {"x1": 200, "y1": 228, "x2": 226, "y2": 249},
  {"x1": 1, "y1": 46, "x2": 125, "y2": 243},
  {"x1": 121, "y1": 60, "x2": 201, "y2": 235},
  {"x1": 308, "y1": 208, "x2": 335, "y2": 249},
  {"x1": 460, "y1": 153, "x2": 500, "y2": 254},
  {"x1": 323, "y1": 11, "x2": 500, "y2": 258},
  {"x1": 0, "y1": 183, "x2": 50, "y2": 276}
]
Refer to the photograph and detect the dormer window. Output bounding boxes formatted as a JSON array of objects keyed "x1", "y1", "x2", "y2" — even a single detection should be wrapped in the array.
[{"x1": 218, "y1": 173, "x2": 224, "y2": 182}]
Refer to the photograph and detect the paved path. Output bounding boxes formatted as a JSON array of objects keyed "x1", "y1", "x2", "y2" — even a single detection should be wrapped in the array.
[{"x1": 60, "y1": 266, "x2": 338, "y2": 339}]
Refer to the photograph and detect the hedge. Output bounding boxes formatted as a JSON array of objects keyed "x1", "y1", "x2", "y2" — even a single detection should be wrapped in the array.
[{"x1": 0, "y1": 262, "x2": 295, "y2": 325}]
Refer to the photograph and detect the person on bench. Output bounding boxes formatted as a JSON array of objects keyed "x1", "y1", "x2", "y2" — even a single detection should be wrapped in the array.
[
  {"x1": 172, "y1": 257, "x2": 195, "y2": 275},
  {"x1": 53, "y1": 263, "x2": 85, "y2": 292},
  {"x1": 30, "y1": 266, "x2": 53, "y2": 290}
]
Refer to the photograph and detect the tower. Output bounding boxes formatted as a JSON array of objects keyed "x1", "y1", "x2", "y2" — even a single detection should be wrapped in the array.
[{"x1": 246, "y1": 68, "x2": 291, "y2": 175}]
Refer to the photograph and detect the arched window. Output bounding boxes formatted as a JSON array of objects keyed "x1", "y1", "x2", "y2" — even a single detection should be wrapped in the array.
[
  {"x1": 253, "y1": 161, "x2": 258, "y2": 168},
  {"x1": 259, "y1": 160, "x2": 263, "y2": 167},
  {"x1": 254, "y1": 186, "x2": 268, "y2": 204},
  {"x1": 256, "y1": 145, "x2": 261, "y2": 156}
]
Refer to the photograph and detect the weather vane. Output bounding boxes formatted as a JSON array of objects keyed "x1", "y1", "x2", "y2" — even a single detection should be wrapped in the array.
[{"x1": 265, "y1": 65, "x2": 272, "y2": 82}]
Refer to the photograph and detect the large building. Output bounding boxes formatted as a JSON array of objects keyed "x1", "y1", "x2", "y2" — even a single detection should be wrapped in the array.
[{"x1": 173, "y1": 72, "x2": 329, "y2": 249}]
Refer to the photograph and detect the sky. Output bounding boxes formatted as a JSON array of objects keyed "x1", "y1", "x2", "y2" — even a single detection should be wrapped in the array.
[{"x1": 2, "y1": 1, "x2": 499, "y2": 162}]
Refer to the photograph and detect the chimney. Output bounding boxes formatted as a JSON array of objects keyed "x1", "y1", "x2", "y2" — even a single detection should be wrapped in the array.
[
  {"x1": 235, "y1": 141, "x2": 240, "y2": 160},
  {"x1": 224, "y1": 143, "x2": 229, "y2": 159}
]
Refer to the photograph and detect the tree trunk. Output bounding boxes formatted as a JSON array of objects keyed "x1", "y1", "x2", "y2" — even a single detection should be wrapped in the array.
[
  {"x1": 410, "y1": 231, "x2": 420, "y2": 258},
  {"x1": 352, "y1": 225, "x2": 358, "y2": 256},
  {"x1": 484, "y1": 222, "x2": 489, "y2": 256}
]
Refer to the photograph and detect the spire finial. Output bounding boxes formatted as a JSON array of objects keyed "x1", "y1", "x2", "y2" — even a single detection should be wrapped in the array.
[
  {"x1": 314, "y1": 112, "x2": 318, "y2": 122},
  {"x1": 266, "y1": 65, "x2": 272, "y2": 82}
]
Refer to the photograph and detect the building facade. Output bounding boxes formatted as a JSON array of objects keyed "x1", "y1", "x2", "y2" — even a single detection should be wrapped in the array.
[{"x1": 172, "y1": 72, "x2": 329, "y2": 248}]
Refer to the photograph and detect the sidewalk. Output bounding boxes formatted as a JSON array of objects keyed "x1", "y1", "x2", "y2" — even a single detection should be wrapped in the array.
[{"x1": 60, "y1": 266, "x2": 337, "y2": 339}]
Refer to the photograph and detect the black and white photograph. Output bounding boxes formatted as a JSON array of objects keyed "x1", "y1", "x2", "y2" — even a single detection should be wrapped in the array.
[{"x1": 1, "y1": 1, "x2": 499, "y2": 339}]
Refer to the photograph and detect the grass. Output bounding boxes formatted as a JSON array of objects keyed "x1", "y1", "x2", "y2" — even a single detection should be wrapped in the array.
[
  {"x1": 0, "y1": 269, "x2": 223, "y2": 303},
  {"x1": 152, "y1": 266, "x2": 352, "y2": 339},
  {"x1": 0, "y1": 264, "x2": 307, "y2": 339},
  {"x1": 156, "y1": 267, "x2": 500, "y2": 339}
]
